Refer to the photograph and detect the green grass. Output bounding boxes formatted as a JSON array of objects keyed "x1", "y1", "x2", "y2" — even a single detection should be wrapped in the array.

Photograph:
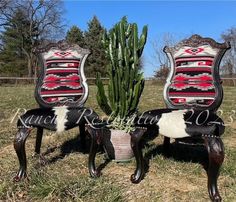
[{"x1": 0, "y1": 84, "x2": 236, "y2": 201}]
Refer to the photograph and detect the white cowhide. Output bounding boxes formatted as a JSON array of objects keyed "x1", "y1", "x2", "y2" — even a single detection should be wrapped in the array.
[
  {"x1": 157, "y1": 110, "x2": 189, "y2": 138},
  {"x1": 53, "y1": 106, "x2": 69, "y2": 133}
]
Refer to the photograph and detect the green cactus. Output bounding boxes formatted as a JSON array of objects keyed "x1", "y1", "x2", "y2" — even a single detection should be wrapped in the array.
[{"x1": 96, "y1": 17, "x2": 148, "y2": 130}]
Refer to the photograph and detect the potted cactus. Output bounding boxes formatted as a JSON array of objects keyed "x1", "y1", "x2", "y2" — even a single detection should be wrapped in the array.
[{"x1": 96, "y1": 17, "x2": 148, "y2": 161}]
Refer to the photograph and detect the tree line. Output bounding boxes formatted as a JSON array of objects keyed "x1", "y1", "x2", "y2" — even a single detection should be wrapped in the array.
[
  {"x1": 0, "y1": 0, "x2": 235, "y2": 78},
  {"x1": 0, "y1": 0, "x2": 108, "y2": 77}
]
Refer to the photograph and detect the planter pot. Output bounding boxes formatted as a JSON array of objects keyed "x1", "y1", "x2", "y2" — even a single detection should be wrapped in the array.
[{"x1": 102, "y1": 129, "x2": 134, "y2": 162}]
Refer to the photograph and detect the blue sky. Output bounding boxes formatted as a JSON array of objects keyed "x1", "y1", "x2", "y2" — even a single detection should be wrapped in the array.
[{"x1": 64, "y1": 1, "x2": 236, "y2": 77}]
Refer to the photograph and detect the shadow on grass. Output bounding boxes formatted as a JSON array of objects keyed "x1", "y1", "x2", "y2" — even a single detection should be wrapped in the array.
[
  {"x1": 35, "y1": 133, "x2": 110, "y2": 175},
  {"x1": 38, "y1": 131, "x2": 209, "y2": 179},
  {"x1": 143, "y1": 138, "x2": 209, "y2": 177},
  {"x1": 39, "y1": 135, "x2": 92, "y2": 164}
]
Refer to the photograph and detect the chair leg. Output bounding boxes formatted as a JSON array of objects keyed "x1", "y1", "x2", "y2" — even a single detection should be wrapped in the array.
[
  {"x1": 163, "y1": 137, "x2": 170, "y2": 154},
  {"x1": 79, "y1": 123, "x2": 86, "y2": 152},
  {"x1": 35, "y1": 127, "x2": 43, "y2": 154},
  {"x1": 130, "y1": 128, "x2": 147, "y2": 184},
  {"x1": 204, "y1": 137, "x2": 224, "y2": 202},
  {"x1": 86, "y1": 125, "x2": 102, "y2": 178},
  {"x1": 13, "y1": 128, "x2": 31, "y2": 182}
]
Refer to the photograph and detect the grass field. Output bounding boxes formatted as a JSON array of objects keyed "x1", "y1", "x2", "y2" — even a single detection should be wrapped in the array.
[{"x1": 0, "y1": 84, "x2": 235, "y2": 201}]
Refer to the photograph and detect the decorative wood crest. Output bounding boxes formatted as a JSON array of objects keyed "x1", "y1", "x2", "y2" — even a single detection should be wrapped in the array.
[
  {"x1": 34, "y1": 40, "x2": 90, "y2": 55},
  {"x1": 164, "y1": 34, "x2": 231, "y2": 53}
]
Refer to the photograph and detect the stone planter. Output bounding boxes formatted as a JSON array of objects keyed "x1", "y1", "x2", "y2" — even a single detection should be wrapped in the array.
[{"x1": 102, "y1": 129, "x2": 134, "y2": 161}]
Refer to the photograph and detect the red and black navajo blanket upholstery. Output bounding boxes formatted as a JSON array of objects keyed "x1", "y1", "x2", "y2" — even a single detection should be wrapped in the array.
[
  {"x1": 36, "y1": 48, "x2": 89, "y2": 107},
  {"x1": 41, "y1": 58, "x2": 83, "y2": 103},
  {"x1": 169, "y1": 49, "x2": 216, "y2": 107},
  {"x1": 164, "y1": 39, "x2": 230, "y2": 110}
]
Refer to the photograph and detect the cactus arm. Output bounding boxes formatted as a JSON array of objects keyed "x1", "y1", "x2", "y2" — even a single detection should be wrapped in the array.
[
  {"x1": 129, "y1": 77, "x2": 145, "y2": 114},
  {"x1": 96, "y1": 17, "x2": 148, "y2": 125},
  {"x1": 132, "y1": 23, "x2": 139, "y2": 69},
  {"x1": 138, "y1": 25, "x2": 148, "y2": 57},
  {"x1": 96, "y1": 73, "x2": 112, "y2": 116}
]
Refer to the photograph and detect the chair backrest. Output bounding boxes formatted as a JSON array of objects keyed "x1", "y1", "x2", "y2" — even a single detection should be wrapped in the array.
[
  {"x1": 35, "y1": 40, "x2": 90, "y2": 108},
  {"x1": 163, "y1": 35, "x2": 230, "y2": 111}
]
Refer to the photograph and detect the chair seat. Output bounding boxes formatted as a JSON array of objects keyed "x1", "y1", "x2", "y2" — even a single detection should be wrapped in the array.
[
  {"x1": 135, "y1": 109, "x2": 224, "y2": 138},
  {"x1": 18, "y1": 107, "x2": 99, "y2": 132}
]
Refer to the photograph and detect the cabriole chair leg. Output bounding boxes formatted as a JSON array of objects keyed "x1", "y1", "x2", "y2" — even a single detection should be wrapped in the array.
[
  {"x1": 130, "y1": 128, "x2": 146, "y2": 184},
  {"x1": 13, "y1": 128, "x2": 31, "y2": 182},
  {"x1": 163, "y1": 136, "x2": 170, "y2": 155},
  {"x1": 35, "y1": 127, "x2": 48, "y2": 165},
  {"x1": 35, "y1": 127, "x2": 43, "y2": 154},
  {"x1": 79, "y1": 123, "x2": 86, "y2": 152},
  {"x1": 204, "y1": 136, "x2": 224, "y2": 202},
  {"x1": 87, "y1": 125, "x2": 102, "y2": 178}
]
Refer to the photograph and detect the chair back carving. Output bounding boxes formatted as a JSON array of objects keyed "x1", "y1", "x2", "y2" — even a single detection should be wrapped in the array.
[
  {"x1": 35, "y1": 40, "x2": 90, "y2": 108},
  {"x1": 163, "y1": 35, "x2": 230, "y2": 111}
]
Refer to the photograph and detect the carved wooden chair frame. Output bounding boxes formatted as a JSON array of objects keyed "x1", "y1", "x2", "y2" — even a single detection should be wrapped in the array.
[
  {"x1": 130, "y1": 35, "x2": 230, "y2": 202},
  {"x1": 13, "y1": 40, "x2": 99, "y2": 181}
]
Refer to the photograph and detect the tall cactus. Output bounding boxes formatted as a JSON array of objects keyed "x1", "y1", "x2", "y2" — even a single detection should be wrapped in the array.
[{"x1": 96, "y1": 17, "x2": 148, "y2": 125}]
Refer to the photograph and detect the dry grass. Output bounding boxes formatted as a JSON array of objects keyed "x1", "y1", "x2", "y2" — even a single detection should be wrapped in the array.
[{"x1": 0, "y1": 84, "x2": 236, "y2": 201}]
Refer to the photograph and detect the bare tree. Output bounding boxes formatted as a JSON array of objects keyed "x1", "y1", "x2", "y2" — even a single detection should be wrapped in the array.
[
  {"x1": 221, "y1": 27, "x2": 236, "y2": 76},
  {"x1": 0, "y1": 0, "x2": 65, "y2": 77},
  {"x1": 0, "y1": 0, "x2": 12, "y2": 27},
  {"x1": 150, "y1": 33, "x2": 181, "y2": 79},
  {"x1": 154, "y1": 64, "x2": 170, "y2": 80}
]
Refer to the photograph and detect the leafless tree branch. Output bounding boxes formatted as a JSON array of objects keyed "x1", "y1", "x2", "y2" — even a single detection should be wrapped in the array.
[
  {"x1": 149, "y1": 33, "x2": 180, "y2": 68},
  {"x1": 0, "y1": 0, "x2": 65, "y2": 76},
  {"x1": 221, "y1": 27, "x2": 236, "y2": 75}
]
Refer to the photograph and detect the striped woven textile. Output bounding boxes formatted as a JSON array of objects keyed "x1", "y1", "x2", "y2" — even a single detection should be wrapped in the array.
[
  {"x1": 166, "y1": 45, "x2": 218, "y2": 107},
  {"x1": 38, "y1": 50, "x2": 85, "y2": 105}
]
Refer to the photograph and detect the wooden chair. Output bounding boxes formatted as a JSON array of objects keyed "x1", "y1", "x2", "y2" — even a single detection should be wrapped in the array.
[
  {"x1": 131, "y1": 35, "x2": 230, "y2": 202},
  {"x1": 13, "y1": 41, "x2": 99, "y2": 181}
]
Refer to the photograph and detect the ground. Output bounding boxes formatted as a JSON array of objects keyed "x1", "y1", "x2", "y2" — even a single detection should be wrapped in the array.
[{"x1": 0, "y1": 84, "x2": 235, "y2": 201}]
